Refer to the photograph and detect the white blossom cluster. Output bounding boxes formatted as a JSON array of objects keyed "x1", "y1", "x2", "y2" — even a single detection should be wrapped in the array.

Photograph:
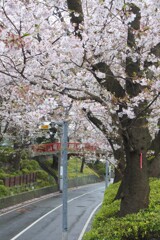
[{"x1": 0, "y1": 0, "x2": 159, "y2": 154}]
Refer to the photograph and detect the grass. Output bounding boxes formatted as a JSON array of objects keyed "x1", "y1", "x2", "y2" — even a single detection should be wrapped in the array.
[
  {"x1": 68, "y1": 157, "x2": 99, "y2": 178},
  {"x1": 0, "y1": 157, "x2": 99, "y2": 198}
]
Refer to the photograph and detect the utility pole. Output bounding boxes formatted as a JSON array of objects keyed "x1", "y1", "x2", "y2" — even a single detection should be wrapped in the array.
[
  {"x1": 51, "y1": 121, "x2": 68, "y2": 240},
  {"x1": 61, "y1": 121, "x2": 68, "y2": 240},
  {"x1": 105, "y1": 160, "x2": 109, "y2": 189},
  {"x1": 58, "y1": 126, "x2": 63, "y2": 193}
]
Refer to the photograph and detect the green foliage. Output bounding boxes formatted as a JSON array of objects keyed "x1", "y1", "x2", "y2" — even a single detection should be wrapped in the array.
[
  {"x1": 68, "y1": 157, "x2": 99, "y2": 178},
  {"x1": 36, "y1": 170, "x2": 50, "y2": 188},
  {"x1": 21, "y1": 168, "x2": 30, "y2": 174},
  {"x1": 87, "y1": 161, "x2": 105, "y2": 177},
  {"x1": 83, "y1": 179, "x2": 160, "y2": 240},
  {"x1": 36, "y1": 170, "x2": 48, "y2": 180},
  {"x1": 22, "y1": 33, "x2": 30, "y2": 37},
  {"x1": 0, "y1": 155, "x2": 99, "y2": 198},
  {"x1": 146, "y1": 150, "x2": 155, "y2": 162},
  {"x1": 20, "y1": 159, "x2": 39, "y2": 171},
  {"x1": 20, "y1": 149, "x2": 30, "y2": 160},
  {"x1": 0, "y1": 147, "x2": 15, "y2": 164},
  {"x1": 0, "y1": 171, "x2": 10, "y2": 180},
  {"x1": 0, "y1": 180, "x2": 4, "y2": 185},
  {"x1": 95, "y1": 162, "x2": 105, "y2": 176},
  {"x1": 0, "y1": 185, "x2": 9, "y2": 197}
]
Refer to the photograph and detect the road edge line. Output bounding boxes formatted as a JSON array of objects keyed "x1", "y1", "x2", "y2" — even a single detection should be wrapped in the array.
[
  {"x1": 77, "y1": 202, "x2": 102, "y2": 240},
  {"x1": 10, "y1": 187, "x2": 104, "y2": 240}
]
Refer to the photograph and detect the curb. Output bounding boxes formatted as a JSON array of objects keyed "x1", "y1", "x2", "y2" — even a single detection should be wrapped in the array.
[{"x1": 0, "y1": 175, "x2": 100, "y2": 210}]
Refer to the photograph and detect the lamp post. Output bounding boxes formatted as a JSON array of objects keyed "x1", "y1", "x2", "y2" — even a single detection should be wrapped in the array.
[{"x1": 50, "y1": 120, "x2": 68, "y2": 240}]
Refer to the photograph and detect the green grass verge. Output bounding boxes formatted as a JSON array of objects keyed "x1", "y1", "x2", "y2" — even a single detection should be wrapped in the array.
[
  {"x1": 0, "y1": 157, "x2": 99, "y2": 198},
  {"x1": 68, "y1": 157, "x2": 99, "y2": 178},
  {"x1": 83, "y1": 178, "x2": 160, "y2": 240}
]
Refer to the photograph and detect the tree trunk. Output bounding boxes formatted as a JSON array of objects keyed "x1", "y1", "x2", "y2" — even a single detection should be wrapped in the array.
[
  {"x1": 120, "y1": 150, "x2": 149, "y2": 216},
  {"x1": 52, "y1": 154, "x2": 58, "y2": 170},
  {"x1": 80, "y1": 156, "x2": 85, "y2": 173},
  {"x1": 119, "y1": 109, "x2": 151, "y2": 216},
  {"x1": 34, "y1": 156, "x2": 59, "y2": 185},
  {"x1": 113, "y1": 148, "x2": 125, "y2": 183},
  {"x1": 149, "y1": 123, "x2": 160, "y2": 177},
  {"x1": 114, "y1": 168, "x2": 122, "y2": 183}
]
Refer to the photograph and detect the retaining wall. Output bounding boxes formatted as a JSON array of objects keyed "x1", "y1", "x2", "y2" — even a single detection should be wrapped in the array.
[
  {"x1": 0, "y1": 175, "x2": 100, "y2": 210},
  {"x1": 3, "y1": 173, "x2": 37, "y2": 187}
]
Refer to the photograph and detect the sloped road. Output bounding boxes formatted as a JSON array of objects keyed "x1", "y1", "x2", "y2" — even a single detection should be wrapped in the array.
[{"x1": 0, "y1": 182, "x2": 105, "y2": 240}]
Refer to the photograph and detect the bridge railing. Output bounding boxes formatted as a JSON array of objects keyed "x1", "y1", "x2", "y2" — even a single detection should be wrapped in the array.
[{"x1": 31, "y1": 142, "x2": 97, "y2": 156}]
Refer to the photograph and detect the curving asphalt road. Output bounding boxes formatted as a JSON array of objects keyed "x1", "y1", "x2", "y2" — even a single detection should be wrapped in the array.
[{"x1": 0, "y1": 182, "x2": 105, "y2": 240}]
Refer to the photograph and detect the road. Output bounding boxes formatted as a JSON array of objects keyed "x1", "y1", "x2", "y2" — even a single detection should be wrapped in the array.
[{"x1": 0, "y1": 182, "x2": 105, "y2": 240}]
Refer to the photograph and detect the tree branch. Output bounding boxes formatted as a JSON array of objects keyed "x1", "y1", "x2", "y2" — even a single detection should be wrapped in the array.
[
  {"x1": 127, "y1": 92, "x2": 160, "y2": 130},
  {"x1": 90, "y1": 62, "x2": 125, "y2": 98}
]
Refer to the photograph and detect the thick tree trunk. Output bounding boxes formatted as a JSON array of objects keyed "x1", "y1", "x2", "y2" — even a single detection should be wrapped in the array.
[
  {"x1": 113, "y1": 148, "x2": 125, "y2": 183},
  {"x1": 120, "y1": 150, "x2": 149, "y2": 216},
  {"x1": 114, "y1": 168, "x2": 122, "y2": 183},
  {"x1": 119, "y1": 109, "x2": 151, "y2": 216}
]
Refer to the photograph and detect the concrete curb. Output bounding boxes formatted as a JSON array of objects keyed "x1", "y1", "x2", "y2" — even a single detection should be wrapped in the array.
[{"x1": 0, "y1": 175, "x2": 100, "y2": 209}]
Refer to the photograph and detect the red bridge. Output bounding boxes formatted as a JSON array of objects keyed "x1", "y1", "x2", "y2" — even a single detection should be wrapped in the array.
[{"x1": 31, "y1": 142, "x2": 97, "y2": 156}]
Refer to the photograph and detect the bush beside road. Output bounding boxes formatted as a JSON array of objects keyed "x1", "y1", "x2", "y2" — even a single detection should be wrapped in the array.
[{"x1": 83, "y1": 178, "x2": 160, "y2": 240}]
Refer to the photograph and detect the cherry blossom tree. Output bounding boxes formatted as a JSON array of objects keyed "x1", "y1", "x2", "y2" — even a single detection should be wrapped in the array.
[{"x1": 0, "y1": 0, "x2": 160, "y2": 216}]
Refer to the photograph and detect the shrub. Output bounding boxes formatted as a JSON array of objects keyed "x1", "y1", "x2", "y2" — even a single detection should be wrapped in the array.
[
  {"x1": 20, "y1": 149, "x2": 30, "y2": 160},
  {"x1": 20, "y1": 159, "x2": 39, "y2": 171},
  {"x1": 36, "y1": 170, "x2": 48, "y2": 181},
  {"x1": 21, "y1": 168, "x2": 30, "y2": 174},
  {"x1": 0, "y1": 172, "x2": 10, "y2": 180},
  {"x1": 67, "y1": 157, "x2": 99, "y2": 178},
  {"x1": 87, "y1": 162, "x2": 105, "y2": 178},
  {"x1": 0, "y1": 185, "x2": 9, "y2": 197},
  {"x1": 0, "y1": 147, "x2": 15, "y2": 169},
  {"x1": 83, "y1": 179, "x2": 160, "y2": 240},
  {"x1": 0, "y1": 180, "x2": 4, "y2": 185}
]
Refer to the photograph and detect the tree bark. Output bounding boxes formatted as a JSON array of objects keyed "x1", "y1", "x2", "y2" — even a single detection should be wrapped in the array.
[
  {"x1": 67, "y1": 0, "x2": 84, "y2": 38},
  {"x1": 120, "y1": 150, "x2": 150, "y2": 216},
  {"x1": 119, "y1": 105, "x2": 151, "y2": 216},
  {"x1": 148, "y1": 154, "x2": 160, "y2": 178},
  {"x1": 149, "y1": 123, "x2": 160, "y2": 177},
  {"x1": 80, "y1": 156, "x2": 85, "y2": 173}
]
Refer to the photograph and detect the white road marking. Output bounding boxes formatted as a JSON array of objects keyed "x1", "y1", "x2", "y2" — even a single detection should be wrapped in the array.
[
  {"x1": 0, "y1": 182, "x2": 103, "y2": 217},
  {"x1": 10, "y1": 187, "x2": 104, "y2": 240},
  {"x1": 10, "y1": 204, "x2": 62, "y2": 240},
  {"x1": 77, "y1": 202, "x2": 102, "y2": 240}
]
